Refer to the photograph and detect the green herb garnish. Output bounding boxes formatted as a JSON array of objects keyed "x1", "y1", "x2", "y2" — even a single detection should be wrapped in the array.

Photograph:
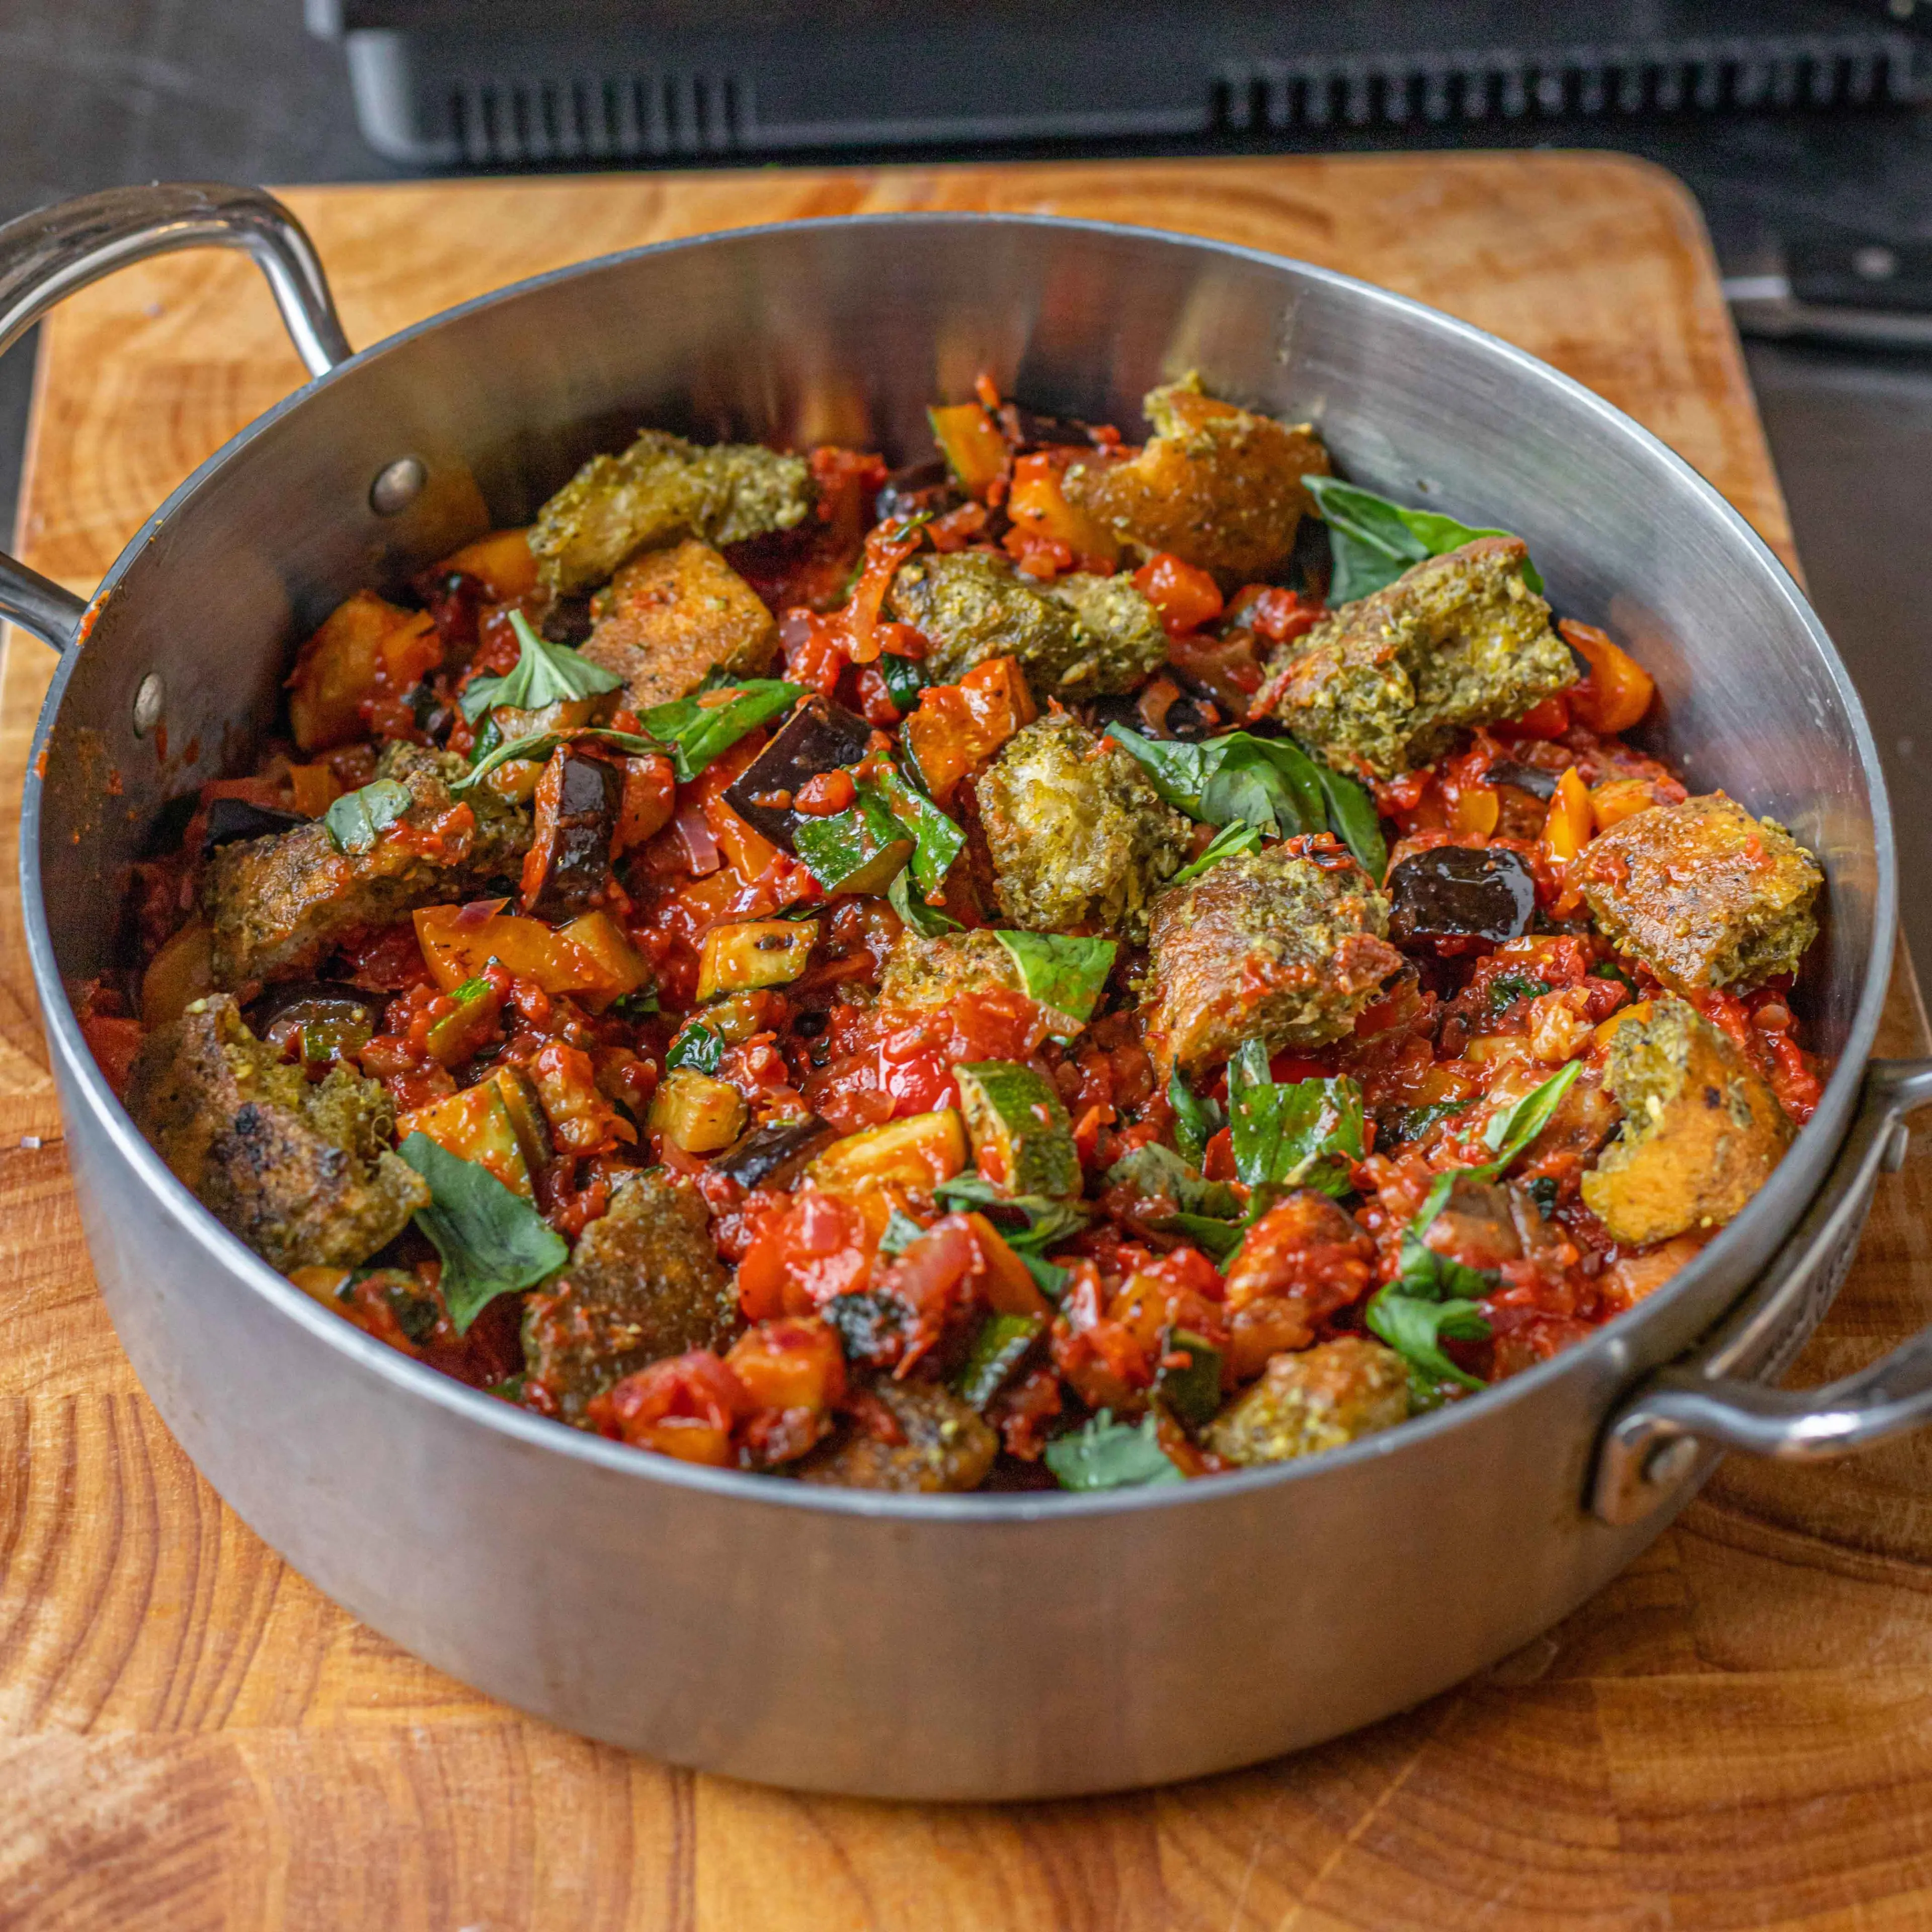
[
  {"x1": 666, "y1": 1023, "x2": 725, "y2": 1074},
  {"x1": 1304, "y1": 474, "x2": 1544, "y2": 604},
  {"x1": 1227, "y1": 1040, "x2": 1364, "y2": 1201},
  {"x1": 459, "y1": 609, "x2": 624, "y2": 720},
  {"x1": 1169, "y1": 821, "x2": 1263, "y2": 887},
  {"x1": 454, "y1": 725, "x2": 659, "y2": 790},
  {"x1": 323, "y1": 776, "x2": 412, "y2": 854},
  {"x1": 992, "y1": 931, "x2": 1117, "y2": 1033},
  {"x1": 1044, "y1": 1410, "x2": 1184, "y2": 1492},
  {"x1": 639, "y1": 679, "x2": 804, "y2": 783},
  {"x1": 1167, "y1": 1067, "x2": 1226, "y2": 1168}
]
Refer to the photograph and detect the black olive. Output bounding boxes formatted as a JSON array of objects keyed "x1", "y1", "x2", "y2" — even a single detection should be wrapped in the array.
[
  {"x1": 1388, "y1": 846, "x2": 1537, "y2": 945},
  {"x1": 874, "y1": 459, "x2": 962, "y2": 526},
  {"x1": 723, "y1": 697, "x2": 875, "y2": 851},
  {"x1": 711, "y1": 1115, "x2": 836, "y2": 1190},
  {"x1": 202, "y1": 797, "x2": 307, "y2": 855},
  {"x1": 1484, "y1": 759, "x2": 1560, "y2": 800}
]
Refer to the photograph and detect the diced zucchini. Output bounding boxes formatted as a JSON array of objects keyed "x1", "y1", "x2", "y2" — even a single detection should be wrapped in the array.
[
  {"x1": 955, "y1": 1062, "x2": 1082, "y2": 1200},
  {"x1": 792, "y1": 789, "x2": 915, "y2": 897},
  {"x1": 928, "y1": 401, "x2": 1009, "y2": 498},
  {"x1": 952, "y1": 1311, "x2": 1047, "y2": 1409},
  {"x1": 647, "y1": 1069, "x2": 748, "y2": 1154},
  {"x1": 1156, "y1": 1328, "x2": 1223, "y2": 1427},
  {"x1": 807, "y1": 1109, "x2": 968, "y2": 1194},
  {"x1": 697, "y1": 918, "x2": 819, "y2": 1002},
  {"x1": 424, "y1": 976, "x2": 504, "y2": 1066},
  {"x1": 398, "y1": 1082, "x2": 535, "y2": 1198},
  {"x1": 489, "y1": 1065, "x2": 553, "y2": 1175}
]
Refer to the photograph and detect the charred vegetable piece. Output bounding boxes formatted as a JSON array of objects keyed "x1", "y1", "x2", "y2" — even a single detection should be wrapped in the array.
[
  {"x1": 491, "y1": 1065, "x2": 554, "y2": 1177},
  {"x1": 953, "y1": 1312, "x2": 1047, "y2": 1410},
  {"x1": 796, "y1": 1379, "x2": 998, "y2": 1492},
  {"x1": 647, "y1": 1069, "x2": 748, "y2": 1154},
  {"x1": 1259, "y1": 538, "x2": 1577, "y2": 779},
  {"x1": 140, "y1": 920, "x2": 215, "y2": 1029},
  {"x1": 125, "y1": 995, "x2": 428, "y2": 1273},
  {"x1": 697, "y1": 919, "x2": 819, "y2": 1001},
  {"x1": 1060, "y1": 376, "x2": 1331, "y2": 579},
  {"x1": 520, "y1": 747, "x2": 622, "y2": 920},
  {"x1": 955, "y1": 1062, "x2": 1082, "y2": 1200},
  {"x1": 807, "y1": 1110, "x2": 968, "y2": 1195},
  {"x1": 1574, "y1": 792, "x2": 1823, "y2": 994},
  {"x1": 1387, "y1": 845, "x2": 1537, "y2": 945},
  {"x1": 203, "y1": 797, "x2": 306, "y2": 854},
  {"x1": 521, "y1": 1171, "x2": 739, "y2": 1425},
  {"x1": 1202, "y1": 1336, "x2": 1410, "y2": 1465},
  {"x1": 711, "y1": 1115, "x2": 837, "y2": 1191},
  {"x1": 244, "y1": 981, "x2": 384, "y2": 1064},
  {"x1": 887, "y1": 551, "x2": 1167, "y2": 698},
  {"x1": 205, "y1": 745, "x2": 530, "y2": 990},
  {"x1": 873, "y1": 457, "x2": 962, "y2": 526},
  {"x1": 1485, "y1": 758, "x2": 1560, "y2": 800},
  {"x1": 1581, "y1": 997, "x2": 1793, "y2": 1245},
  {"x1": 722, "y1": 695, "x2": 876, "y2": 851},
  {"x1": 1143, "y1": 845, "x2": 1400, "y2": 1074},
  {"x1": 578, "y1": 539, "x2": 779, "y2": 709},
  {"x1": 530, "y1": 428, "x2": 813, "y2": 596},
  {"x1": 976, "y1": 714, "x2": 1192, "y2": 942}
]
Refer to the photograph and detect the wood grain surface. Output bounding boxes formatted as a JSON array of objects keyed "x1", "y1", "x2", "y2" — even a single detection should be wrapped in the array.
[{"x1": 4, "y1": 153, "x2": 1931, "y2": 1931}]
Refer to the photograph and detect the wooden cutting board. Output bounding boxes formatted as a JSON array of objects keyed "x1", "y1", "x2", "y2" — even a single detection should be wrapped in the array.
[{"x1": 5, "y1": 154, "x2": 1932, "y2": 1931}]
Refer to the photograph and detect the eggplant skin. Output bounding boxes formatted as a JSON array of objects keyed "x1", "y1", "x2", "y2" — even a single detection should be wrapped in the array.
[
  {"x1": 1575, "y1": 792, "x2": 1822, "y2": 994},
  {"x1": 580, "y1": 538, "x2": 779, "y2": 710},
  {"x1": 1143, "y1": 844, "x2": 1400, "y2": 1074},
  {"x1": 203, "y1": 744, "x2": 530, "y2": 990},
  {"x1": 1387, "y1": 844, "x2": 1536, "y2": 945},
  {"x1": 125, "y1": 994, "x2": 428, "y2": 1273},
  {"x1": 887, "y1": 551, "x2": 1167, "y2": 697},
  {"x1": 1203, "y1": 1336, "x2": 1410, "y2": 1465},
  {"x1": 975, "y1": 715, "x2": 1192, "y2": 941},
  {"x1": 1061, "y1": 376, "x2": 1331, "y2": 579},
  {"x1": 795, "y1": 1379, "x2": 998, "y2": 1492},
  {"x1": 1581, "y1": 996, "x2": 1793, "y2": 1247},
  {"x1": 522, "y1": 748, "x2": 622, "y2": 921},
  {"x1": 1260, "y1": 537, "x2": 1576, "y2": 778},
  {"x1": 530, "y1": 428, "x2": 812, "y2": 597},
  {"x1": 522, "y1": 1171, "x2": 740, "y2": 1426}
]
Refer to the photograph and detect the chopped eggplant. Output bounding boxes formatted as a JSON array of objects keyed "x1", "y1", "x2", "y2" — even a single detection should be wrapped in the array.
[
  {"x1": 1387, "y1": 846, "x2": 1536, "y2": 946},
  {"x1": 521, "y1": 747, "x2": 621, "y2": 921},
  {"x1": 202, "y1": 797, "x2": 306, "y2": 855},
  {"x1": 243, "y1": 981, "x2": 385, "y2": 1062},
  {"x1": 723, "y1": 696, "x2": 877, "y2": 851},
  {"x1": 873, "y1": 458, "x2": 963, "y2": 526},
  {"x1": 997, "y1": 403, "x2": 1098, "y2": 450},
  {"x1": 539, "y1": 596, "x2": 595, "y2": 648},
  {"x1": 712, "y1": 1115, "x2": 837, "y2": 1190},
  {"x1": 1484, "y1": 759, "x2": 1560, "y2": 801}
]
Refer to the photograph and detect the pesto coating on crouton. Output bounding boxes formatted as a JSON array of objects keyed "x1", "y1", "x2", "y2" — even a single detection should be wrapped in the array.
[
  {"x1": 1260, "y1": 537, "x2": 1577, "y2": 778},
  {"x1": 1574, "y1": 792, "x2": 1822, "y2": 994},
  {"x1": 531, "y1": 427, "x2": 813, "y2": 596},
  {"x1": 1143, "y1": 842, "x2": 1401, "y2": 1073},
  {"x1": 521, "y1": 1170, "x2": 740, "y2": 1425},
  {"x1": 888, "y1": 551, "x2": 1167, "y2": 697},
  {"x1": 878, "y1": 929, "x2": 1029, "y2": 1011},
  {"x1": 1203, "y1": 1336, "x2": 1410, "y2": 1465},
  {"x1": 1062, "y1": 375, "x2": 1331, "y2": 578},
  {"x1": 1581, "y1": 997, "x2": 1793, "y2": 1246},
  {"x1": 796, "y1": 1379, "x2": 998, "y2": 1492},
  {"x1": 203, "y1": 744, "x2": 530, "y2": 989},
  {"x1": 126, "y1": 994, "x2": 428, "y2": 1272},
  {"x1": 976, "y1": 714, "x2": 1192, "y2": 941}
]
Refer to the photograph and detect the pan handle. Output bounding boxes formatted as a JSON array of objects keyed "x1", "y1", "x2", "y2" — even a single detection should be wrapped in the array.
[
  {"x1": 0, "y1": 182, "x2": 352, "y2": 652},
  {"x1": 1593, "y1": 1056, "x2": 1932, "y2": 1525}
]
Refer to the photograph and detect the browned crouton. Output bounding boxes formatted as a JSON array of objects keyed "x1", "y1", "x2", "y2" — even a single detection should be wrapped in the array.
[
  {"x1": 579, "y1": 539, "x2": 778, "y2": 710},
  {"x1": 795, "y1": 1379, "x2": 998, "y2": 1492},
  {"x1": 1203, "y1": 1336, "x2": 1410, "y2": 1465}
]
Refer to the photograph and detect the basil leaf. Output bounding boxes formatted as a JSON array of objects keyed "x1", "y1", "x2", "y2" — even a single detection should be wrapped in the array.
[
  {"x1": 1167, "y1": 1067, "x2": 1225, "y2": 1168},
  {"x1": 640, "y1": 680, "x2": 805, "y2": 783},
  {"x1": 1364, "y1": 1286, "x2": 1489, "y2": 1392},
  {"x1": 1388, "y1": 1098, "x2": 1474, "y2": 1145},
  {"x1": 1227, "y1": 1055, "x2": 1366, "y2": 1200},
  {"x1": 1304, "y1": 474, "x2": 1543, "y2": 604},
  {"x1": 666, "y1": 1022, "x2": 724, "y2": 1074},
  {"x1": 992, "y1": 931, "x2": 1117, "y2": 1029},
  {"x1": 1106, "y1": 1143, "x2": 1240, "y2": 1222},
  {"x1": 323, "y1": 777, "x2": 413, "y2": 855},
  {"x1": 1198, "y1": 737, "x2": 1326, "y2": 841},
  {"x1": 460, "y1": 609, "x2": 624, "y2": 720},
  {"x1": 1044, "y1": 1410, "x2": 1184, "y2": 1492},
  {"x1": 454, "y1": 725, "x2": 658, "y2": 790},
  {"x1": 1019, "y1": 1252, "x2": 1072, "y2": 1301},
  {"x1": 879, "y1": 1206, "x2": 928, "y2": 1257},
  {"x1": 1155, "y1": 1328, "x2": 1223, "y2": 1426},
  {"x1": 887, "y1": 864, "x2": 962, "y2": 937},
  {"x1": 1480, "y1": 1061, "x2": 1581, "y2": 1172},
  {"x1": 879, "y1": 652, "x2": 927, "y2": 711},
  {"x1": 1164, "y1": 1213, "x2": 1245, "y2": 1264},
  {"x1": 931, "y1": 1174, "x2": 1089, "y2": 1253},
  {"x1": 875, "y1": 764, "x2": 965, "y2": 896},
  {"x1": 1170, "y1": 821, "x2": 1262, "y2": 887},
  {"x1": 395, "y1": 1132, "x2": 569, "y2": 1334},
  {"x1": 1101, "y1": 723, "x2": 1217, "y2": 816},
  {"x1": 952, "y1": 1312, "x2": 1045, "y2": 1409},
  {"x1": 1310, "y1": 760, "x2": 1389, "y2": 879}
]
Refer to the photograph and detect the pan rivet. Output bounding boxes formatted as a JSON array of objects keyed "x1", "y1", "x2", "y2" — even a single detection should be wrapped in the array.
[
  {"x1": 1646, "y1": 1438, "x2": 1698, "y2": 1487},
  {"x1": 131, "y1": 673, "x2": 165, "y2": 737},
  {"x1": 369, "y1": 456, "x2": 427, "y2": 516}
]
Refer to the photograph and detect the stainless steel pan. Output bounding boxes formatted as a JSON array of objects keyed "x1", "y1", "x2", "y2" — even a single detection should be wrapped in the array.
[{"x1": 5, "y1": 183, "x2": 1931, "y2": 1802}]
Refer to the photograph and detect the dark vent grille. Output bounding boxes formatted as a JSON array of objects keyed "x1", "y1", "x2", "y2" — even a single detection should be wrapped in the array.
[
  {"x1": 449, "y1": 72, "x2": 751, "y2": 165},
  {"x1": 1212, "y1": 36, "x2": 1922, "y2": 132}
]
